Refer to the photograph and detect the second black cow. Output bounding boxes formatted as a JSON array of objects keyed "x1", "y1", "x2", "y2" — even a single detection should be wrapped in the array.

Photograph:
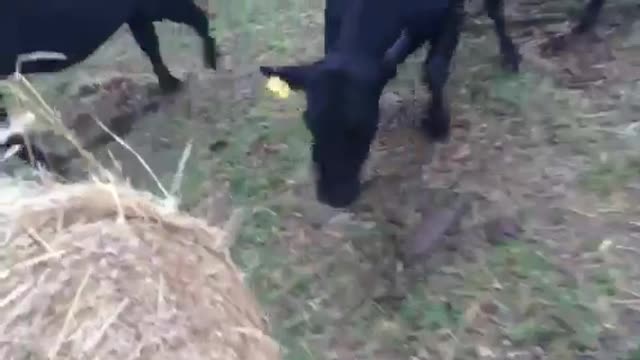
[
  {"x1": 0, "y1": 0, "x2": 219, "y2": 169},
  {"x1": 0, "y1": 0, "x2": 218, "y2": 91}
]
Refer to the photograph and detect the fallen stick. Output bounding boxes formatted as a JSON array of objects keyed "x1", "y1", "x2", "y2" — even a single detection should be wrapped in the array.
[{"x1": 401, "y1": 195, "x2": 470, "y2": 265}]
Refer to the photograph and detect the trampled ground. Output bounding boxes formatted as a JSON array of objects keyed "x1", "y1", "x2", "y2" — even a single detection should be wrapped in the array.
[{"x1": 11, "y1": 0, "x2": 640, "y2": 358}]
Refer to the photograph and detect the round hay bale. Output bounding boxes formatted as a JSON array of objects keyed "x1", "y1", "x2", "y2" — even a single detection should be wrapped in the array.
[{"x1": 0, "y1": 177, "x2": 281, "y2": 360}]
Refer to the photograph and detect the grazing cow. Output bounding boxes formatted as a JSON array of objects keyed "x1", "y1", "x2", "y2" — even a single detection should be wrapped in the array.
[
  {"x1": 0, "y1": 0, "x2": 219, "y2": 170},
  {"x1": 259, "y1": 0, "x2": 608, "y2": 208},
  {"x1": 261, "y1": 0, "x2": 466, "y2": 208}
]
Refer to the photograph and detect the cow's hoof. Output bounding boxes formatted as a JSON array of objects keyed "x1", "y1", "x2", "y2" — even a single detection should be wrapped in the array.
[
  {"x1": 501, "y1": 53, "x2": 521, "y2": 73},
  {"x1": 421, "y1": 104, "x2": 451, "y2": 142},
  {"x1": 159, "y1": 76, "x2": 183, "y2": 94},
  {"x1": 205, "y1": 43, "x2": 219, "y2": 70},
  {"x1": 423, "y1": 122, "x2": 450, "y2": 143}
]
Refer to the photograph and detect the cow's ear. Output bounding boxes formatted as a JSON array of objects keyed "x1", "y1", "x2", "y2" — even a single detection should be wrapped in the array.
[{"x1": 259, "y1": 63, "x2": 317, "y2": 91}]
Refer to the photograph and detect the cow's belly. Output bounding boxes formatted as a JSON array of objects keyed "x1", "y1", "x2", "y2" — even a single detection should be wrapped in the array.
[
  {"x1": 404, "y1": 0, "x2": 449, "y2": 43},
  {"x1": 16, "y1": 0, "x2": 133, "y2": 68}
]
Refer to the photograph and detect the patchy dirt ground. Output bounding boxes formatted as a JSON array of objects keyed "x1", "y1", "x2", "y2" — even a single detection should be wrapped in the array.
[{"x1": 7, "y1": 0, "x2": 640, "y2": 358}]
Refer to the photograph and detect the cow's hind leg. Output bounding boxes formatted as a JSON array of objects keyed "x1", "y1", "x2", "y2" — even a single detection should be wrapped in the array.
[
  {"x1": 164, "y1": 2, "x2": 218, "y2": 70},
  {"x1": 573, "y1": 0, "x2": 605, "y2": 34},
  {"x1": 485, "y1": 0, "x2": 520, "y2": 72},
  {"x1": 421, "y1": 1, "x2": 464, "y2": 141},
  {"x1": 128, "y1": 17, "x2": 182, "y2": 93},
  {"x1": 324, "y1": 0, "x2": 344, "y2": 55}
]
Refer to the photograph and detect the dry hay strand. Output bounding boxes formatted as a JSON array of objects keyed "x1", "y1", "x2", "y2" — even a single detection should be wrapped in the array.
[{"x1": 0, "y1": 177, "x2": 281, "y2": 360}]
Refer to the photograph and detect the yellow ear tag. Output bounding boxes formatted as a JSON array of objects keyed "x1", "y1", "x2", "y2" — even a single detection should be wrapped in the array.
[{"x1": 265, "y1": 76, "x2": 291, "y2": 99}]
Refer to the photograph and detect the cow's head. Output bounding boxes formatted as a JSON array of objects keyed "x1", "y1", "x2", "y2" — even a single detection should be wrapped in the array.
[{"x1": 260, "y1": 54, "x2": 398, "y2": 208}]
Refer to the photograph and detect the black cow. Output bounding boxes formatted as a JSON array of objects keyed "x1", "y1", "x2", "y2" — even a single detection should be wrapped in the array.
[
  {"x1": 261, "y1": 0, "x2": 465, "y2": 208},
  {"x1": 0, "y1": 0, "x2": 218, "y2": 90},
  {"x1": 0, "y1": 0, "x2": 219, "y2": 169},
  {"x1": 259, "y1": 0, "x2": 608, "y2": 208}
]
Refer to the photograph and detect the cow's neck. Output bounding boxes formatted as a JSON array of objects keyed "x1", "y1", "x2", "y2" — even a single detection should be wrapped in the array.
[{"x1": 334, "y1": 0, "x2": 404, "y2": 60}]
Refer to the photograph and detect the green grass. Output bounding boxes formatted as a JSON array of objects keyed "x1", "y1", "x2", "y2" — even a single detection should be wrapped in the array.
[
  {"x1": 580, "y1": 155, "x2": 640, "y2": 196},
  {"x1": 486, "y1": 243, "x2": 607, "y2": 350},
  {"x1": 207, "y1": 2, "x2": 640, "y2": 357},
  {"x1": 213, "y1": 93, "x2": 630, "y2": 358}
]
